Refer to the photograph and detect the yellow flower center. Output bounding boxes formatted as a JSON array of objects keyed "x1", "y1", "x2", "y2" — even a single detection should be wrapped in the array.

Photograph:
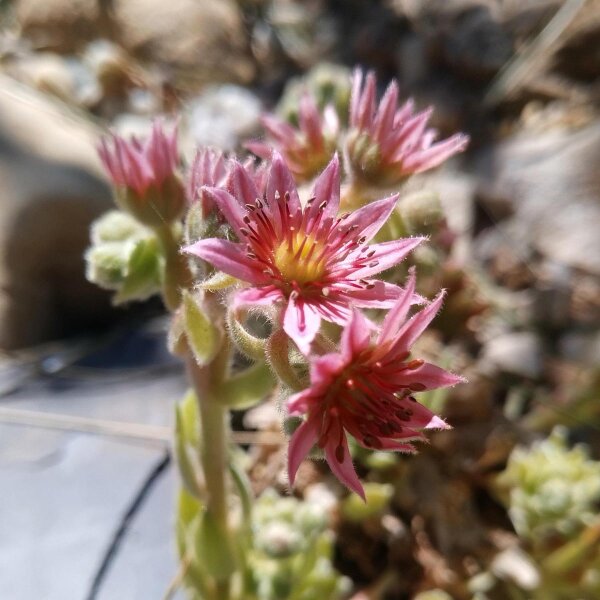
[{"x1": 273, "y1": 232, "x2": 326, "y2": 284}]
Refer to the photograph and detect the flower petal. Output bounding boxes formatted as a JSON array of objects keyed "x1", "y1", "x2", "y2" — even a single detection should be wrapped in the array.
[
  {"x1": 283, "y1": 295, "x2": 321, "y2": 355},
  {"x1": 349, "y1": 237, "x2": 425, "y2": 279},
  {"x1": 340, "y1": 194, "x2": 399, "y2": 243},
  {"x1": 232, "y1": 285, "x2": 283, "y2": 310},
  {"x1": 341, "y1": 310, "x2": 372, "y2": 361},
  {"x1": 266, "y1": 151, "x2": 301, "y2": 213},
  {"x1": 391, "y1": 290, "x2": 445, "y2": 355},
  {"x1": 228, "y1": 160, "x2": 259, "y2": 207},
  {"x1": 311, "y1": 353, "x2": 345, "y2": 386},
  {"x1": 201, "y1": 187, "x2": 247, "y2": 238},
  {"x1": 287, "y1": 416, "x2": 320, "y2": 486},
  {"x1": 287, "y1": 389, "x2": 314, "y2": 415},
  {"x1": 184, "y1": 238, "x2": 267, "y2": 284},
  {"x1": 391, "y1": 362, "x2": 465, "y2": 391},
  {"x1": 324, "y1": 430, "x2": 365, "y2": 500},
  {"x1": 310, "y1": 154, "x2": 340, "y2": 220},
  {"x1": 338, "y1": 280, "x2": 403, "y2": 309},
  {"x1": 379, "y1": 268, "x2": 417, "y2": 343},
  {"x1": 401, "y1": 134, "x2": 469, "y2": 173}
]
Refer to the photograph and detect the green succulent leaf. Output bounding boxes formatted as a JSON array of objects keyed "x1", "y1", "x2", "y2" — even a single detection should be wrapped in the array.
[
  {"x1": 183, "y1": 291, "x2": 221, "y2": 366},
  {"x1": 195, "y1": 510, "x2": 237, "y2": 582},
  {"x1": 114, "y1": 236, "x2": 162, "y2": 304},
  {"x1": 220, "y1": 362, "x2": 275, "y2": 409}
]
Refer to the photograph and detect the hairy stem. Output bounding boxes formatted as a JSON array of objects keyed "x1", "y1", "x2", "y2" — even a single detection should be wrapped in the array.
[
  {"x1": 155, "y1": 224, "x2": 192, "y2": 311},
  {"x1": 186, "y1": 347, "x2": 232, "y2": 600}
]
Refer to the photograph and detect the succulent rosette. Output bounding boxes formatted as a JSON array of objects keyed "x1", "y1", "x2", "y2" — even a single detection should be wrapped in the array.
[
  {"x1": 184, "y1": 153, "x2": 423, "y2": 354},
  {"x1": 287, "y1": 270, "x2": 465, "y2": 498}
]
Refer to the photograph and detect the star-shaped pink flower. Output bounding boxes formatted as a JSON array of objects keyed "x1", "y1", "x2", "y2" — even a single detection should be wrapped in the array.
[
  {"x1": 184, "y1": 153, "x2": 423, "y2": 354},
  {"x1": 347, "y1": 69, "x2": 469, "y2": 186},
  {"x1": 286, "y1": 270, "x2": 465, "y2": 498}
]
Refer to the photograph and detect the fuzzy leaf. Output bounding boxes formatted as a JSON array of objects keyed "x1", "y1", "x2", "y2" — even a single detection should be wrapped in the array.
[
  {"x1": 183, "y1": 291, "x2": 221, "y2": 366},
  {"x1": 195, "y1": 510, "x2": 237, "y2": 581},
  {"x1": 175, "y1": 400, "x2": 203, "y2": 498},
  {"x1": 114, "y1": 237, "x2": 162, "y2": 304},
  {"x1": 220, "y1": 362, "x2": 275, "y2": 409}
]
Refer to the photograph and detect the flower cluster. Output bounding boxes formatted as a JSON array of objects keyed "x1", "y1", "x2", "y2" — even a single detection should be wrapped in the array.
[
  {"x1": 93, "y1": 68, "x2": 467, "y2": 499},
  {"x1": 248, "y1": 68, "x2": 469, "y2": 191}
]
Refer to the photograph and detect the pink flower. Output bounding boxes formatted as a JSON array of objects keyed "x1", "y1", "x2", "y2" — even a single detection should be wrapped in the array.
[
  {"x1": 184, "y1": 153, "x2": 423, "y2": 354},
  {"x1": 286, "y1": 271, "x2": 465, "y2": 499},
  {"x1": 98, "y1": 120, "x2": 184, "y2": 225},
  {"x1": 347, "y1": 70, "x2": 469, "y2": 186},
  {"x1": 246, "y1": 94, "x2": 339, "y2": 183}
]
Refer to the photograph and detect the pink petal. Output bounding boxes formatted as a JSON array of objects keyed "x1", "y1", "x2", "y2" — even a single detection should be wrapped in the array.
[
  {"x1": 374, "y1": 80, "x2": 399, "y2": 140},
  {"x1": 266, "y1": 152, "x2": 301, "y2": 212},
  {"x1": 283, "y1": 295, "x2": 322, "y2": 355},
  {"x1": 232, "y1": 286, "x2": 283, "y2": 310},
  {"x1": 379, "y1": 268, "x2": 417, "y2": 343},
  {"x1": 341, "y1": 280, "x2": 403, "y2": 308},
  {"x1": 311, "y1": 353, "x2": 345, "y2": 386},
  {"x1": 310, "y1": 154, "x2": 340, "y2": 220},
  {"x1": 402, "y1": 134, "x2": 469, "y2": 173},
  {"x1": 350, "y1": 237, "x2": 425, "y2": 279},
  {"x1": 261, "y1": 114, "x2": 296, "y2": 142},
  {"x1": 341, "y1": 310, "x2": 372, "y2": 361},
  {"x1": 228, "y1": 160, "x2": 260, "y2": 207},
  {"x1": 243, "y1": 140, "x2": 273, "y2": 161},
  {"x1": 375, "y1": 439, "x2": 418, "y2": 452},
  {"x1": 183, "y1": 238, "x2": 267, "y2": 284},
  {"x1": 424, "y1": 415, "x2": 452, "y2": 430},
  {"x1": 395, "y1": 108, "x2": 433, "y2": 155},
  {"x1": 201, "y1": 187, "x2": 247, "y2": 238},
  {"x1": 355, "y1": 71, "x2": 377, "y2": 130},
  {"x1": 287, "y1": 416, "x2": 320, "y2": 486},
  {"x1": 392, "y1": 290, "x2": 445, "y2": 354},
  {"x1": 392, "y1": 362, "x2": 466, "y2": 390},
  {"x1": 324, "y1": 430, "x2": 365, "y2": 500},
  {"x1": 341, "y1": 194, "x2": 399, "y2": 243},
  {"x1": 299, "y1": 94, "x2": 324, "y2": 148},
  {"x1": 287, "y1": 389, "x2": 317, "y2": 416},
  {"x1": 323, "y1": 104, "x2": 340, "y2": 137},
  {"x1": 349, "y1": 69, "x2": 364, "y2": 127}
]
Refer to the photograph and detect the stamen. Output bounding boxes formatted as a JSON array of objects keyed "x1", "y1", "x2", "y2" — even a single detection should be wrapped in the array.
[{"x1": 406, "y1": 359, "x2": 424, "y2": 370}]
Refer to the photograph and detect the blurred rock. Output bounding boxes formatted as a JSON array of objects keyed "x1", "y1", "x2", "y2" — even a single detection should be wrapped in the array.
[
  {"x1": 475, "y1": 122, "x2": 600, "y2": 276},
  {"x1": 112, "y1": 0, "x2": 254, "y2": 86},
  {"x1": 5, "y1": 53, "x2": 76, "y2": 102},
  {"x1": 186, "y1": 85, "x2": 261, "y2": 151},
  {"x1": 16, "y1": 0, "x2": 102, "y2": 52},
  {"x1": 0, "y1": 77, "x2": 114, "y2": 349},
  {"x1": 559, "y1": 332, "x2": 600, "y2": 368},
  {"x1": 481, "y1": 332, "x2": 543, "y2": 379}
]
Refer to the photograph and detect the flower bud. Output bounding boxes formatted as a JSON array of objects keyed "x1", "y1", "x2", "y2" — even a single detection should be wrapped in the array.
[
  {"x1": 98, "y1": 120, "x2": 185, "y2": 227},
  {"x1": 398, "y1": 190, "x2": 444, "y2": 235}
]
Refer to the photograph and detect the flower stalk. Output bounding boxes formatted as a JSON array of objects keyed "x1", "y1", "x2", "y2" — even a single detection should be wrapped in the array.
[{"x1": 87, "y1": 68, "x2": 469, "y2": 598}]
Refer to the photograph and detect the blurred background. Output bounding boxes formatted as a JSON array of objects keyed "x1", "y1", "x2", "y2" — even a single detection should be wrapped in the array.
[{"x1": 0, "y1": 0, "x2": 599, "y2": 599}]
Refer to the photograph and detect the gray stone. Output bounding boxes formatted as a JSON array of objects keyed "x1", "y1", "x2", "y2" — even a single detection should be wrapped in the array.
[
  {"x1": 0, "y1": 426, "x2": 168, "y2": 600},
  {"x1": 112, "y1": 0, "x2": 254, "y2": 86},
  {"x1": 0, "y1": 76, "x2": 115, "y2": 349},
  {"x1": 481, "y1": 332, "x2": 543, "y2": 379},
  {"x1": 96, "y1": 466, "x2": 180, "y2": 600},
  {"x1": 16, "y1": 0, "x2": 101, "y2": 52},
  {"x1": 475, "y1": 122, "x2": 600, "y2": 276}
]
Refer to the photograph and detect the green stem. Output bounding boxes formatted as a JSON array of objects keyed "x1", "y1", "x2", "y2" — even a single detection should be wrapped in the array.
[
  {"x1": 155, "y1": 224, "x2": 192, "y2": 311},
  {"x1": 186, "y1": 352, "x2": 232, "y2": 600}
]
